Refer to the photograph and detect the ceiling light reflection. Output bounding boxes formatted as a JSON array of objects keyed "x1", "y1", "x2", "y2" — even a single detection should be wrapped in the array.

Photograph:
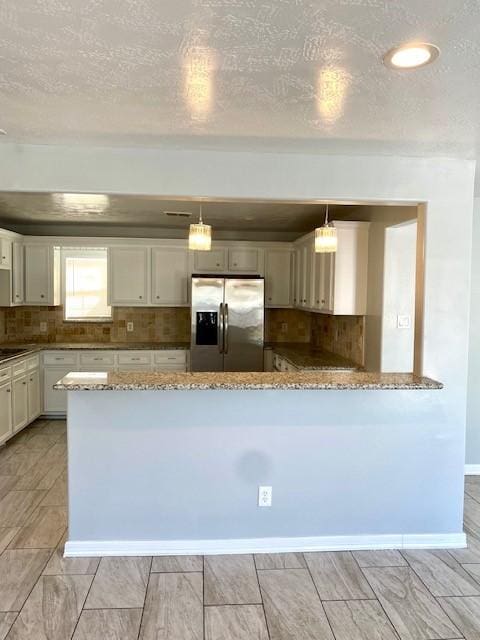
[
  {"x1": 53, "y1": 193, "x2": 109, "y2": 214},
  {"x1": 316, "y1": 66, "x2": 351, "y2": 126},
  {"x1": 184, "y1": 45, "x2": 216, "y2": 121}
]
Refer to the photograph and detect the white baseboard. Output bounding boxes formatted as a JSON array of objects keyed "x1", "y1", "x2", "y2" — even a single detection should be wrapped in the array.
[
  {"x1": 465, "y1": 464, "x2": 480, "y2": 475},
  {"x1": 64, "y1": 532, "x2": 466, "y2": 557}
]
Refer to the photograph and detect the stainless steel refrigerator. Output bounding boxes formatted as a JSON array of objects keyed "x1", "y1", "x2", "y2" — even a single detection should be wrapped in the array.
[{"x1": 190, "y1": 276, "x2": 264, "y2": 372}]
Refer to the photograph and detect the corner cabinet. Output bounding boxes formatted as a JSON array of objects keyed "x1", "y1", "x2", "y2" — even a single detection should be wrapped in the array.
[
  {"x1": 24, "y1": 244, "x2": 60, "y2": 305},
  {"x1": 152, "y1": 247, "x2": 190, "y2": 306},
  {"x1": 109, "y1": 246, "x2": 149, "y2": 306},
  {"x1": 293, "y1": 221, "x2": 369, "y2": 315}
]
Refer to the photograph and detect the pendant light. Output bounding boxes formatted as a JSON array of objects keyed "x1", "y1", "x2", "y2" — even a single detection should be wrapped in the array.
[
  {"x1": 189, "y1": 204, "x2": 212, "y2": 251},
  {"x1": 315, "y1": 203, "x2": 337, "y2": 253}
]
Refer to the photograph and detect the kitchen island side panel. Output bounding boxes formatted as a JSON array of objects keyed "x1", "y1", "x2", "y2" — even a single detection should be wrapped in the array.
[{"x1": 67, "y1": 388, "x2": 461, "y2": 546}]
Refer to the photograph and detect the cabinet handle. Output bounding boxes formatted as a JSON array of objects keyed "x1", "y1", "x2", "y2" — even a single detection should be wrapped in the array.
[
  {"x1": 131, "y1": 357, "x2": 141, "y2": 361},
  {"x1": 139, "y1": 295, "x2": 142, "y2": 299},
  {"x1": 23, "y1": 381, "x2": 26, "y2": 385},
  {"x1": 316, "y1": 299, "x2": 320, "y2": 304},
  {"x1": 40, "y1": 294, "x2": 45, "y2": 298},
  {"x1": 233, "y1": 263, "x2": 237, "y2": 266},
  {"x1": 156, "y1": 295, "x2": 160, "y2": 299},
  {"x1": 6, "y1": 388, "x2": 10, "y2": 393},
  {"x1": 30, "y1": 378, "x2": 33, "y2": 382}
]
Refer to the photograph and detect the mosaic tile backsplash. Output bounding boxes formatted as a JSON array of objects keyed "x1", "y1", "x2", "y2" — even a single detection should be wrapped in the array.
[{"x1": 0, "y1": 305, "x2": 364, "y2": 365}]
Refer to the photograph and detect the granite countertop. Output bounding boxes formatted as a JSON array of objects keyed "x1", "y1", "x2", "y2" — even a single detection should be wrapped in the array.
[
  {"x1": 54, "y1": 370, "x2": 443, "y2": 391},
  {"x1": 0, "y1": 342, "x2": 190, "y2": 365},
  {"x1": 268, "y1": 343, "x2": 359, "y2": 370}
]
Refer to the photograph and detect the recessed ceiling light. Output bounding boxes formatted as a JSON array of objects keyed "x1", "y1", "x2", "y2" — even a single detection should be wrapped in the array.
[{"x1": 383, "y1": 42, "x2": 440, "y2": 69}]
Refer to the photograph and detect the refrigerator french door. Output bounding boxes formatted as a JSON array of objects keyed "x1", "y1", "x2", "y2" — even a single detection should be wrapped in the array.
[{"x1": 190, "y1": 277, "x2": 264, "y2": 372}]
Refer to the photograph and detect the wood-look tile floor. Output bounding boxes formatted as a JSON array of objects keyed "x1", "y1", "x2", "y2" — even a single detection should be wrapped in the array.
[{"x1": 1, "y1": 419, "x2": 480, "y2": 639}]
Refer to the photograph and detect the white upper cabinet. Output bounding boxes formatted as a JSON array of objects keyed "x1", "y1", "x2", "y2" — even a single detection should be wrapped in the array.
[
  {"x1": 24, "y1": 244, "x2": 60, "y2": 305},
  {"x1": 294, "y1": 221, "x2": 369, "y2": 315},
  {"x1": 152, "y1": 247, "x2": 190, "y2": 306},
  {"x1": 0, "y1": 237, "x2": 12, "y2": 269},
  {"x1": 109, "y1": 246, "x2": 149, "y2": 305},
  {"x1": 228, "y1": 248, "x2": 261, "y2": 273},
  {"x1": 12, "y1": 242, "x2": 24, "y2": 304},
  {"x1": 265, "y1": 249, "x2": 291, "y2": 307},
  {"x1": 194, "y1": 248, "x2": 227, "y2": 272}
]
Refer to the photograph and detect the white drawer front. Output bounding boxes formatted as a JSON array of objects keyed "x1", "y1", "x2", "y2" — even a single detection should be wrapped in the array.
[
  {"x1": 118, "y1": 352, "x2": 152, "y2": 366},
  {"x1": 155, "y1": 364, "x2": 186, "y2": 372},
  {"x1": 80, "y1": 352, "x2": 115, "y2": 366},
  {"x1": 153, "y1": 351, "x2": 187, "y2": 365},
  {"x1": 43, "y1": 352, "x2": 79, "y2": 366},
  {"x1": 0, "y1": 366, "x2": 11, "y2": 382},
  {"x1": 12, "y1": 360, "x2": 27, "y2": 377},
  {"x1": 26, "y1": 355, "x2": 40, "y2": 370}
]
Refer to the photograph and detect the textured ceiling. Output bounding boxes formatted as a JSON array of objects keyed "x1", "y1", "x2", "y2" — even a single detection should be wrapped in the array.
[
  {"x1": 0, "y1": 192, "x2": 365, "y2": 234},
  {"x1": 0, "y1": 0, "x2": 479, "y2": 168}
]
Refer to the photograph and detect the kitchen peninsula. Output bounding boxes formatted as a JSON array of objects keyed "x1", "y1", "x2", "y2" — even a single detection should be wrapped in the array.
[{"x1": 55, "y1": 369, "x2": 458, "y2": 558}]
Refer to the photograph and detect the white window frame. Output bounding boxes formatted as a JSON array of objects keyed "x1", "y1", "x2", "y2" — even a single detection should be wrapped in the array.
[{"x1": 61, "y1": 248, "x2": 112, "y2": 322}]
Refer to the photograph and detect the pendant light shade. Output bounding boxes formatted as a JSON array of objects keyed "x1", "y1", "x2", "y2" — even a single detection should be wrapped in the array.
[
  {"x1": 189, "y1": 205, "x2": 212, "y2": 251},
  {"x1": 315, "y1": 204, "x2": 337, "y2": 253}
]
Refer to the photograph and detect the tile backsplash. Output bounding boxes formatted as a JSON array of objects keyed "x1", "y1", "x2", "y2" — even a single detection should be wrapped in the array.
[
  {"x1": 0, "y1": 305, "x2": 364, "y2": 365},
  {"x1": 265, "y1": 309, "x2": 311, "y2": 343},
  {"x1": 1, "y1": 306, "x2": 190, "y2": 344},
  {"x1": 311, "y1": 314, "x2": 365, "y2": 366}
]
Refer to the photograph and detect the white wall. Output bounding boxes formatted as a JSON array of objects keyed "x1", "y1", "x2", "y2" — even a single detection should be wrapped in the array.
[
  {"x1": 0, "y1": 143, "x2": 475, "y2": 529},
  {"x1": 467, "y1": 197, "x2": 480, "y2": 466},
  {"x1": 382, "y1": 221, "x2": 417, "y2": 372}
]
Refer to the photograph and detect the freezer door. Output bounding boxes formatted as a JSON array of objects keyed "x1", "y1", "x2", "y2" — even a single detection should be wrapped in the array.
[
  {"x1": 190, "y1": 278, "x2": 224, "y2": 372},
  {"x1": 223, "y1": 278, "x2": 264, "y2": 372}
]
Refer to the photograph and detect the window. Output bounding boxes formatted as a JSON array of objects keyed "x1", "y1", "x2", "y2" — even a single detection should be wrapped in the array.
[{"x1": 63, "y1": 249, "x2": 111, "y2": 321}]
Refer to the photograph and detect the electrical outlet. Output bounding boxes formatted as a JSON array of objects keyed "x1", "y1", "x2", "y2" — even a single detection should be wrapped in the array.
[
  {"x1": 127, "y1": 322, "x2": 134, "y2": 332},
  {"x1": 258, "y1": 486, "x2": 272, "y2": 507},
  {"x1": 39, "y1": 321, "x2": 47, "y2": 333},
  {"x1": 281, "y1": 322, "x2": 288, "y2": 333}
]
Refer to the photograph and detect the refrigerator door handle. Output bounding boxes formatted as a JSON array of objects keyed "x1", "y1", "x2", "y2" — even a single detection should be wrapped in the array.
[
  {"x1": 224, "y1": 303, "x2": 229, "y2": 354},
  {"x1": 218, "y1": 303, "x2": 224, "y2": 354}
]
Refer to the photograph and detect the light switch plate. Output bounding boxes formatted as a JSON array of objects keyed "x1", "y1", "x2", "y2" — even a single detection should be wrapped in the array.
[
  {"x1": 127, "y1": 322, "x2": 134, "y2": 332},
  {"x1": 397, "y1": 315, "x2": 411, "y2": 329},
  {"x1": 39, "y1": 321, "x2": 47, "y2": 333}
]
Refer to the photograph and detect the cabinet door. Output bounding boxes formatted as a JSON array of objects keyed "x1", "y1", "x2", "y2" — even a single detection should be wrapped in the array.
[
  {"x1": 228, "y1": 249, "x2": 259, "y2": 272},
  {"x1": 296, "y1": 245, "x2": 307, "y2": 307},
  {"x1": 12, "y1": 243, "x2": 24, "y2": 304},
  {"x1": 43, "y1": 367, "x2": 72, "y2": 414},
  {"x1": 109, "y1": 247, "x2": 149, "y2": 305},
  {"x1": 12, "y1": 375, "x2": 28, "y2": 433},
  {"x1": 0, "y1": 238, "x2": 12, "y2": 269},
  {"x1": 265, "y1": 250, "x2": 291, "y2": 307},
  {"x1": 152, "y1": 248, "x2": 189, "y2": 306},
  {"x1": 27, "y1": 369, "x2": 41, "y2": 423},
  {"x1": 194, "y1": 249, "x2": 226, "y2": 272},
  {"x1": 24, "y1": 245, "x2": 51, "y2": 304},
  {"x1": 0, "y1": 381, "x2": 12, "y2": 445},
  {"x1": 312, "y1": 252, "x2": 334, "y2": 312}
]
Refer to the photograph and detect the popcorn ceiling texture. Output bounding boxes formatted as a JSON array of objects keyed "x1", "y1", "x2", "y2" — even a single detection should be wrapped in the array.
[
  {"x1": 0, "y1": 305, "x2": 364, "y2": 365},
  {"x1": 1, "y1": 306, "x2": 190, "y2": 344}
]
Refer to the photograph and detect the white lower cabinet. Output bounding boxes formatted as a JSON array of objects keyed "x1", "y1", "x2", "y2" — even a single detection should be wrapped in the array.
[
  {"x1": 0, "y1": 381, "x2": 12, "y2": 445},
  {"x1": 43, "y1": 366, "x2": 73, "y2": 414},
  {"x1": 27, "y1": 369, "x2": 41, "y2": 423},
  {"x1": 12, "y1": 374, "x2": 28, "y2": 433},
  {"x1": 0, "y1": 356, "x2": 42, "y2": 442},
  {"x1": 42, "y1": 349, "x2": 189, "y2": 414}
]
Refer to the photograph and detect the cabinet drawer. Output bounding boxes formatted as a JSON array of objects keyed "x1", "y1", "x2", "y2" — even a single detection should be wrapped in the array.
[
  {"x1": 43, "y1": 352, "x2": 79, "y2": 366},
  {"x1": 26, "y1": 355, "x2": 39, "y2": 370},
  {"x1": 12, "y1": 360, "x2": 27, "y2": 377},
  {"x1": 155, "y1": 364, "x2": 186, "y2": 372},
  {"x1": 118, "y1": 352, "x2": 152, "y2": 366},
  {"x1": 0, "y1": 366, "x2": 11, "y2": 382},
  {"x1": 153, "y1": 351, "x2": 186, "y2": 365},
  {"x1": 80, "y1": 352, "x2": 115, "y2": 366}
]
